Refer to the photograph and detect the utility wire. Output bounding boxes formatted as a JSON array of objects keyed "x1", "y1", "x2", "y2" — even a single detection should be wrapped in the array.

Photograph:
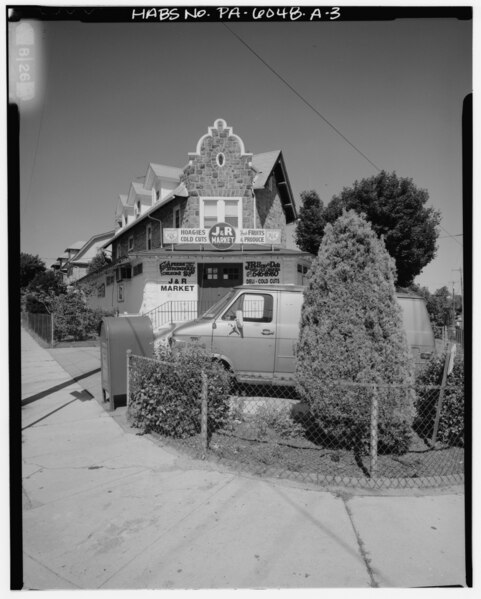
[
  {"x1": 224, "y1": 24, "x2": 465, "y2": 248},
  {"x1": 223, "y1": 23, "x2": 382, "y2": 172},
  {"x1": 439, "y1": 226, "x2": 463, "y2": 246}
]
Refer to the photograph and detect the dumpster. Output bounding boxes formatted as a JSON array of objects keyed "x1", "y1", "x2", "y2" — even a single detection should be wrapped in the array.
[{"x1": 100, "y1": 315, "x2": 154, "y2": 410}]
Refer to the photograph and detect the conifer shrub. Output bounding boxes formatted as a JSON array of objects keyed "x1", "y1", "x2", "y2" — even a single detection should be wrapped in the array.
[
  {"x1": 128, "y1": 344, "x2": 232, "y2": 438},
  {"x1": 414, "y1": 352, "x2": 464, "y2": 447},
  {"x1": 296, "y1": 210, "x2": 416, "y2": 455}
]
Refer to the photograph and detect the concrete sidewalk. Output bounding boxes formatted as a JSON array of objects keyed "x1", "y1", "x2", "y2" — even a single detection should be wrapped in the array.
[{"x1": 20, "y1": 328, "x2": 468, "y2": 589}]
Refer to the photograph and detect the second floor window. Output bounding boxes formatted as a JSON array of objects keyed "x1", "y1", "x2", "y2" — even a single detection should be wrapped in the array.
[
  {"x1": 201, "y1": 198, "x2": 241, "y2": 229},
  {"x1": 128, "y1": 236, "x2": 134, "y2": 252},
  {"x1": 173, "y1": 206, "x2": 182, "y2": 228},
  {"x1": 146, "y1": 225, "x2": 152, "y2": 250}
]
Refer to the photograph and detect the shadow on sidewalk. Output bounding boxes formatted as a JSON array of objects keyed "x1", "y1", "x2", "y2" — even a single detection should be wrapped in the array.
[{"x1": 21, "y1": 368, "x2": 101, "y2": 406}]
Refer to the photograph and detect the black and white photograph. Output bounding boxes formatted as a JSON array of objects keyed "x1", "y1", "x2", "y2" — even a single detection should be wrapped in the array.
[{"x1": 8, "y1": 2, "x2": 472, "y2": 591}]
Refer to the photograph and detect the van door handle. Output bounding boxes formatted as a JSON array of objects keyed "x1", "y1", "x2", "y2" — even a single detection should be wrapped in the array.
[{"x1": 261, "y1": 329, "x2": 274, "y2": 335}]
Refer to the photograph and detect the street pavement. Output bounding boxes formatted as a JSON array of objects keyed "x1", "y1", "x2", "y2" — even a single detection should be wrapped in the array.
[{"x1": 19, "y1": 328, "x2": 468, "y2": 589}]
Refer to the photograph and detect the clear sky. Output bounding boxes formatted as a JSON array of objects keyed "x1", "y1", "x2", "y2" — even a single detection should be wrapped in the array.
[{"x1": 15, "y1": 8, "x2": 471, "y2": 293}]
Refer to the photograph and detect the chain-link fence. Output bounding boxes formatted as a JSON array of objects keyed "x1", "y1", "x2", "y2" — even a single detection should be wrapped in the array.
[
  {"x1": 127, "y1": 353, "x2": 465, "y2": 489},
  {"x1": 21, "y1": 312, "x2": 54, "y2": 346}
]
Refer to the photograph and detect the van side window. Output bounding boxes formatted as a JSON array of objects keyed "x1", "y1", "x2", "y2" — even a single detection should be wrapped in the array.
[{"x1": 222, "y1": 293, "x2": 273, "y2": 323}]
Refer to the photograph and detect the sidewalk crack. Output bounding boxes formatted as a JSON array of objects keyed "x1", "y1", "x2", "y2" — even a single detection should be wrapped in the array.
[{"x1": 339, "y1": 492, "x2": 379, "y2": 588}]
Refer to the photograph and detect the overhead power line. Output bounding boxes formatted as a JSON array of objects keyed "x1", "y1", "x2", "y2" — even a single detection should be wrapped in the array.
[
  {"x1": 439, "y1": 227, "x2": 463, "y2": 246},
  {"x1": 224, "y1": 24, "x2": 464, "y2": 248},
  {"x1": 223, "y1": 23, "x2": 382, "y2": 172}
]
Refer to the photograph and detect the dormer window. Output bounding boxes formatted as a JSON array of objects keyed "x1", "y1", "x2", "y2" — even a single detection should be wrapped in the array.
[
  {"x1": 216, "y1": 152, "x2": 225, "y2": 167},
  {"x1": 136, "y1": 200, "x2": 141, "y2": 217}
]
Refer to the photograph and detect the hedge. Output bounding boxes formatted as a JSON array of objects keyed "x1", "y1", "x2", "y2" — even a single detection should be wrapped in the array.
[{"x1": 127, "y1": 345, "x2": 232, "y2": 439}]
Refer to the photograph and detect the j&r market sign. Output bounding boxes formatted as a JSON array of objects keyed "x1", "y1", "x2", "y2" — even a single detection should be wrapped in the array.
[{"x1": 163, "y1": 224, "x2": 281, "y2": 250}]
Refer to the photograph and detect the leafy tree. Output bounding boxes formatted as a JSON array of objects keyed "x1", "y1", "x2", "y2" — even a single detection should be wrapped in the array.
[
  {"x1": 426, "y1": 286, "x2": 453, "y2": 327},
  {"x1": 294, "y1": 190, "x2": 326, "y2": 255},
  {"x1": 296, "y1": 210, "x2": 415, "y2": 455},
  {"x1": 295, "y1": 171, "x2": 441, "y2": 287},
  {"x1": 49, "y1": 288, "x2": 97, "y2": 341},
  {"x1": 28, "y1": 270, "x2": 66, "y2": 295},
  {"x1": 87, "y1": 250, "x2": 111, "y2": 274},
  {"x1": 20, "y1": 253, "x2": 46, "y2": 288},
  {"x1": 25, "y1": 270, "x2": 67, "y2": 314},
  {"x1": 410, "y1": 284, "x2": 460, "y2": 328}
]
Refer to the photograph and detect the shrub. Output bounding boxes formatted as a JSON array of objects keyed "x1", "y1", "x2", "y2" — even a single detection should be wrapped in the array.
[
  {"x1": 50, "y1": 290, "x2": 114, "y2": 341},
  {"x1": 296, "y1": 210, "x2": 415, "y2": 455},
  {"x1": 128, "y1": 344, "x2": 232, "y2": 439},
  {"x1": 253, "y1": 402, "x2": 305, "y2": 440},
  {"x1": 414, "y1": 350, "x2": 464, "y2": 447}
]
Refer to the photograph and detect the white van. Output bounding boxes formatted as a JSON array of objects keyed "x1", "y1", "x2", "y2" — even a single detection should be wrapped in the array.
[{"x1": 159, "y1": 285, "x2": 435, "y2": 385}]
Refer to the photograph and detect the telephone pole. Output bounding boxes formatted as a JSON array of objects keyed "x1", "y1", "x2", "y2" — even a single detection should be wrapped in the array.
[{"x1": 452, "y1": 267, "x2": 463, "y2": 329}]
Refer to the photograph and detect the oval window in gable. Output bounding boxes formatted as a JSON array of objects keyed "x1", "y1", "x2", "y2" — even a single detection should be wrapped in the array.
[{"x1": 216, "y1": 152, "x2": 225, "y2": 167}]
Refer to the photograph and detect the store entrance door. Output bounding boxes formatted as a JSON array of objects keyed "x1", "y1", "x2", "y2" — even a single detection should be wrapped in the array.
[{"x1": 198, "y1": 263, "x2": 243, "y2": 312}]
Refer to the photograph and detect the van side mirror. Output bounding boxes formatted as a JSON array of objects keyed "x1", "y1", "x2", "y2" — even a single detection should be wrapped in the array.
[{"x1": 235, "y1": 310, "x2": 244, "y2": 329}]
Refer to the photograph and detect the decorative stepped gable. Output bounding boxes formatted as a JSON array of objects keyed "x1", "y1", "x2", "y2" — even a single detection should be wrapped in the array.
[{"x1": 179, "y1": 118, "x2": 256, "y2": 228}]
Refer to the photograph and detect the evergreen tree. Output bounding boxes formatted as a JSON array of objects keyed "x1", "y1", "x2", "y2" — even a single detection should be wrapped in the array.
[
  {"x1": 296, "y1": 210, "x2": 415, "y2": 455},
  {"x1": 294, "y1": 190, "x2": 326, "y2": 255}
]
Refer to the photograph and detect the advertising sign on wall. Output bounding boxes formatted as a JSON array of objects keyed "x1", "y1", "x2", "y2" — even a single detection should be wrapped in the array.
[
  {"x1": 244, "y1": 260, "x2": 282, "y2": 285},
  {"x1": 159, "y1": 261, "x2": 197, "y2": 292},
  {"x1": 163, "y1": 226, "x2": 281, "y2": 247}
]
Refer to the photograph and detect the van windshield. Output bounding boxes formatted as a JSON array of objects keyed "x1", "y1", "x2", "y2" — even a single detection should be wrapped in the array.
[{"x1": 200, "y1": 290, "x2": 236, "y2": 320}]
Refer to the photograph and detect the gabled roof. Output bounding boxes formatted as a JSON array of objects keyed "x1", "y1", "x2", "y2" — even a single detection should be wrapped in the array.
[
  {"x1": 102, "y1": 183, "x2": 189, "y2": 249},
  {"x1": 127, "y1": 181, "x2": 152, "y2": 206},
  {"x1": 149, "y1": 163, "x2": 183, "y2": 181},
  {"x1": 70, "y1": 230, "x2": 115, "y2": 264},
  {"x1": 252, "y1": 151, "x2": 297, "y2": 223},
  {"x1": 64, "y1": 241, "x2": 85, "y2": 252},
  {"x1": 252, "y1": 151, "x2": 281, "y2": 189}
]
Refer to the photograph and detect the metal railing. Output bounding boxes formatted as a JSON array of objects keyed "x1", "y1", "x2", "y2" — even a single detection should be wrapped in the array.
[
  {"x1": 126, "y1": 353, "x2": 464, "y2": 489},
  {"x1": 21, "y1": 312, "x2": 54, "y2": 346},
  {"x1": 143, "y1": 300, "x2": 212, "y2": 330}
]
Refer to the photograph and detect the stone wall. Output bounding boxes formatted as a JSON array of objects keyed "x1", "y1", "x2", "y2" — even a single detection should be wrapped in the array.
[
  {"x1": 181, "y1": 119, "x2": 256, "y2": 227},
  {"x1": 255, "y1": 175, "x2": 288, "y2": 246}
]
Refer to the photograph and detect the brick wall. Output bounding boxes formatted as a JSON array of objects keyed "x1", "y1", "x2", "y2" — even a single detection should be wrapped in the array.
[{"x1": 112, "y1": 198, "x2": 188, "y2": 262}]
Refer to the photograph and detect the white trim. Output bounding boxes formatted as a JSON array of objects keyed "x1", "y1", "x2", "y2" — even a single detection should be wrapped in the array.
[
  {"x1": 216, "y1": 152, "x2": 225, "y2": 167},
  {"x1": 199, "y1": 196, "x2": 243, "y2": 229},
  {"x1": 192, "y1": 119, "x2": 251, "y2": 157}
]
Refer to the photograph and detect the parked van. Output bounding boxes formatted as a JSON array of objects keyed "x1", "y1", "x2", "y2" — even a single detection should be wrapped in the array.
[{"x1": 158, "y1": 285, "x2": 435, "y2": 385}]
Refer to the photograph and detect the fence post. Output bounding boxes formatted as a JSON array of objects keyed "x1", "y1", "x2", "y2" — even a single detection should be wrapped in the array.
[
  {"x1": 50, "y1": 314, "x2": 54, "y2": 347},
  {"x1": 431, "y1": 342, "x2": 453, "y2": 446},
  {"x1": 370, "y1": 386, "x2": 379, "y2": 478},
  {"x1": 126, "y1": 349, "x2": 131, "y2": 406},
  {"x1": 200, "y1": 371, "x2": 208, "y2": 453}
]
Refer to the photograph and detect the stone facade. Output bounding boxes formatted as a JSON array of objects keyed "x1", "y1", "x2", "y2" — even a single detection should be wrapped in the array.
[{"x1": 83, "y1": 118, "x2": 311, "y2": 318}]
